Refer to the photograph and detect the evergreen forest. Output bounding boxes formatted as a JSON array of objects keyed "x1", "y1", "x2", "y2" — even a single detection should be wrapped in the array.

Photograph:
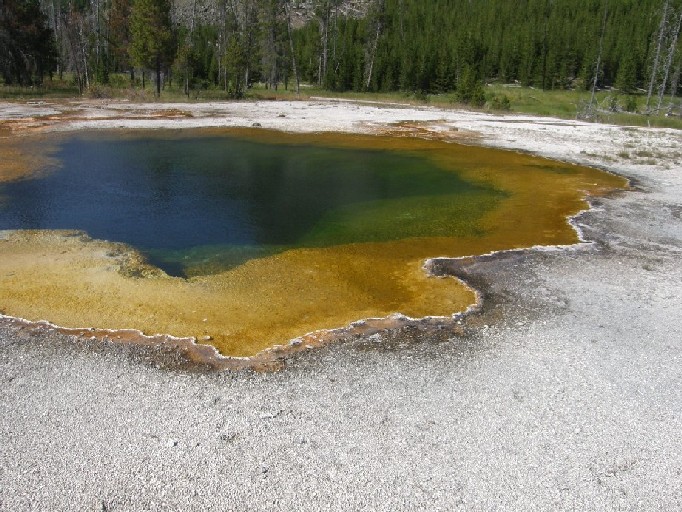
[{"x1": 1, "y1": 0, "x2": 681, "y2": 114}]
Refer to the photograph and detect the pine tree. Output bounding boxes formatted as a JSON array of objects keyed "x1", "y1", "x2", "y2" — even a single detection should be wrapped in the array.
[
  {"x1": 616, "y1": 52, "x2": 638, "y2": 94},
  {"x1": 110, "y1": 0, "x2": 133, "y2": 78},
  {"x1": 0, "y1": 0, "x2": 57, "y2": 85},
  {"x1": 129, "y1": 0, "x2": 174, "y2": 96}
]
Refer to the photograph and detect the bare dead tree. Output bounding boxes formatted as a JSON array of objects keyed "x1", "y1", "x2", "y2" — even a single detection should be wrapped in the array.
[
  {"x1": 184, "y1": 0, "x2": 198, "y2": 96},
  {"x1": 241, "y1": 0, "x2": 258, "y2": 91},
  {"x1": 586, "y1": 0, "x2": 608, "y2": 117},
  {"x1": 77, "y1": 10, "x2": 90, "y2": 89},
  {"x1": 284, "y1": 0, "x2": 300, "y2": 96},
  {"x1": 331, "y1": 0, "x2": 338, "y2": 62},
  {"x1": 44, "y1": 0, "x2": 63, "y2": 78},
  {"x1": 657, "y1": 8, "x2": 682, "y2": 111},
  {"x1": 668, "y1": 56, "x2": 681, "y2": 114},
  {"x1": 364, "y1": 0, "x2": 385, "y2": 90},
  {"x1": 646, "y1": 0, "x2": 670, "y2": 113},
  {"x1": 315, "y1": 0, "x2": 331, "y2": 85},
  {"x1": 94, "y1": 0, "x2": 101, "y2": 80},
  {"x1": 217, "y1": 0, "x2": 224, "y2": 89},
  {"x1": 260, "y1": 0, "x2": 280, "y2": 90},
  {"x1": 62, "y1": 7, "x2": 88, "y2": 93},
  {"x1": 217, "y1": 0, "x2": 240, "y2": 92}
]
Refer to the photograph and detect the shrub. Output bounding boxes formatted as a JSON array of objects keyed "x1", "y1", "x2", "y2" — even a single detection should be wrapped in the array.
[
  {"x1": 487, "y1": 93, "x2": 511, "y2": 111},
  {"x1": 88, "y1": 84, "x2": 114, "y2": 99},
  {"x1": 623, "y1": 95, "x2": 638, "y2": 113},
  {"x1": 108, "y1": 74, "x2": 131, "y2": 89},
  {"x1": 455, "y1": 67, "x2": 486, "y2": 107}
]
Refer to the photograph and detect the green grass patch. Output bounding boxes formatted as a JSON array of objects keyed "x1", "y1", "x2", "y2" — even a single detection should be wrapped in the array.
[{"x1": 0, "y1": 77, "x2": 80, "y2": 98}]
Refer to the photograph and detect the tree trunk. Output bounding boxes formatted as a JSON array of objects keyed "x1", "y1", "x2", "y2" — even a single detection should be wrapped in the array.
[
  {"x1": 668, "y1": 57, "x2": 681, "y2": 114},
  {"x1": 318, "y1": 2, "x2": 330, "y2": 85},
  {"x1": 364, "y1": 0, "x2": 386, "y2": 90},
  {"x1": 156, "y1": 53, "x2": 161, "y2": 97},
  {"x1": 332, "y1": 2, "x2": 338, "y2": 61},
  {"x1": 541, "y1": 17, "x2": 549, "y2": 90},
  {"x1": 49, "y1": 0, "x2": 61, "y2": 79},
  {"x1": 218, "y1": 0, "x2": 225, "y2": 90},
  {"x1": 63, "y1": 11, "x2": 82, "y2": 92},
  {"x1": 323, "y1": 5, "x2": 329, "y2": 81},
  {"x1": 588, "y1": 2, "x2": 609, "y2": 112},
  {"x1": 646, "y1": 0, "x2": 670, "y2": 113},
  {"x1": 657, "y1": 10, "x2": 682, "y2": 111},
  {"x1": 365, "y1": 24, "x2": 380, "y2": 90},
  {"x1": 398, "y1": 0, "x2": 404, "y2": 38},
  {"x1": 95, "y1": 0, "x2": 100, "y2": 82},
  {"x1": 186, "y1": 0, "x2": 197, "y2": 97},
  {"x1": 79, "y1": 20, "x2": 89, "y2": 90},
  {"x1": 285, "y1": 0, "x2": 300, "y2": 96}
]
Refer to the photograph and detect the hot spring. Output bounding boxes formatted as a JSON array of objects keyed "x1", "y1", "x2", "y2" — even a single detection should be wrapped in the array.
[{"x1": 0, "y1": 129, "x2": 626, "y2": 357}]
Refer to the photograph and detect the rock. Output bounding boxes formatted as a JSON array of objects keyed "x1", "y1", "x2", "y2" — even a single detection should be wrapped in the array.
[{"x1": 219, "y1": 432, "x2": 237, "y2": 443}]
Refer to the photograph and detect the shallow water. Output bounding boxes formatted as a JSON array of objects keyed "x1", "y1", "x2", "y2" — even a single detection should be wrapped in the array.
[{"x1": 0, "y1": 130, "x2": 627, "y2": 357}]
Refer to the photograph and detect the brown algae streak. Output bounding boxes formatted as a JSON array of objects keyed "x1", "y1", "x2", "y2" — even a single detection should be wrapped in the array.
[{"x1": 0, "y1": 129, "x2": 627, "y2": 358}]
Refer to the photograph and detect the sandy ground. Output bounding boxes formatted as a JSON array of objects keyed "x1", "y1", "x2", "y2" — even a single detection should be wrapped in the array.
[{"x1": 0, "y1": 98, "x2": 681, "y2": 510}]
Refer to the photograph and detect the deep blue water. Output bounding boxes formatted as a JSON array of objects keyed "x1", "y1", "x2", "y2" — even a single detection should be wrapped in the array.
[{"x1": 0, "y1": 133, "x2": 499, "y2": 276}]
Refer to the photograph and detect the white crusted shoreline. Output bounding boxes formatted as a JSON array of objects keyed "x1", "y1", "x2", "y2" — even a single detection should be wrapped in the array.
[
  {"x1": 1, "y1": 98, "x2": 681, "y2": 510},
  {"x1": 4, "y1": 96, "x2": 679, "y2": 190}
]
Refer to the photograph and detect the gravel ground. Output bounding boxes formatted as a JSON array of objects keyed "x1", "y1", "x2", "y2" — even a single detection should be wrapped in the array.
[{"x1": 1, "y1": 102, "x2": 681, "y2": 510}]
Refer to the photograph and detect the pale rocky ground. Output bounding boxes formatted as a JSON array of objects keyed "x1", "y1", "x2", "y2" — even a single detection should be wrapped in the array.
[{"x1": 0, "y1": 99, "x2": 681, "y2": 510}]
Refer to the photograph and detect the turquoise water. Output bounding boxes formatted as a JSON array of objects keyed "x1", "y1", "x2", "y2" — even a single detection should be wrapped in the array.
[{"x1": 0, "y1": 133, "x2": 503, "y2": 276}]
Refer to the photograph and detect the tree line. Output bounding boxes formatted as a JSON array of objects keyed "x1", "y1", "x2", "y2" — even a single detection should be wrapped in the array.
[{"x1": 1, "y1": 0, "x2": 681, "y2": 111}]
